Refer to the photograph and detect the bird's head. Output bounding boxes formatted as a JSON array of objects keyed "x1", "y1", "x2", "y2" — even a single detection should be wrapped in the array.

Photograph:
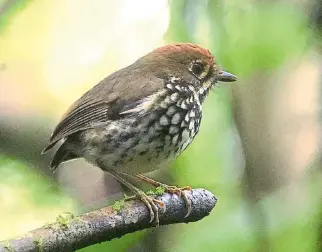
[{"x1": 140, "y1": 43, "x2": 237, "y2": 101}]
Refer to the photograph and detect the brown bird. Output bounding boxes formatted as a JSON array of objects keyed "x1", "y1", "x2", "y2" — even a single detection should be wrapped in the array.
[{"x1": 42, "y1": 43, "x2": 237, "y2": 225}]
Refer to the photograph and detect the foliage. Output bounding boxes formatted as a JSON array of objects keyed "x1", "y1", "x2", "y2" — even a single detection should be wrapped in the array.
[
  {"x1": 0, "y1": 156, "x2": 75, "y2": 239},
  {"x1": 0, "y1": 0, "x2": 33, "y2": 34}
]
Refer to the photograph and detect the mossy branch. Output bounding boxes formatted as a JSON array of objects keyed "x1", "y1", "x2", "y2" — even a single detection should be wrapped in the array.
[{"x1": 0, "y1": 189, "x2": 217, "y2": 252}]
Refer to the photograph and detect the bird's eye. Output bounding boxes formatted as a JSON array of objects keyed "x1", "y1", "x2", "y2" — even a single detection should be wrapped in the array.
[{"x1": 191, "y1": 62, "x2": 204, "y2": 77}]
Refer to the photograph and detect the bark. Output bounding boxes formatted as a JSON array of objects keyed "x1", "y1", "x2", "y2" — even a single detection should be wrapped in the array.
[{"x1": 0, "y1": 188, "x2": 217, "y2": 252}]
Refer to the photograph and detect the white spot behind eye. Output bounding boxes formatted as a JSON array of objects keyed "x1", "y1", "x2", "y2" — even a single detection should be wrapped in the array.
[
  {"x1": 166, "y1": 84, "x2": 174, "y2": 90},
  {"x1": 169, "y1": 76, "x2": 180, "y2": 83}
]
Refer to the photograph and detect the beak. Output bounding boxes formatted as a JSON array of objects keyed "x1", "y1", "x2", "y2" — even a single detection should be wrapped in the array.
[{"x1": 218, "y1": 71, "x2": 238, "y2": 82}]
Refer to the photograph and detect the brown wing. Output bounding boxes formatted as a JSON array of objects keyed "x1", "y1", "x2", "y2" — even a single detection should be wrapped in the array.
[
  {"x1": 42, "y1": 61, "x2": 165, "y2": 153},
  {"x1": 42, "y1": 97, "x2": 116, "y2": 153}
]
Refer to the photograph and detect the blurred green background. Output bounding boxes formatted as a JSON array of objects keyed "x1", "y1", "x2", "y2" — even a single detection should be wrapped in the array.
[{"x1": 1, "y1": 0, "x2": 322, "y2": 251}]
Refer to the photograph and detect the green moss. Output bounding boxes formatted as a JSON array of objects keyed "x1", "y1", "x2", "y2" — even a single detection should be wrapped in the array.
[
  {"x1": 146, "y1": 186, "x2": 166, "y2": 196},
  {"x1": 55, "y1": 212, "x2": 75, "y2": 230},
  {"x1": 42, "y1": 212, "x2": 88, "y2": 232},
  {"x1": 154, "y1": 186, "x2": 166, "y2": 196},
  {"x1": 0, "y1": 0, "x2": 34, "y2": 35},
  {"x1": 33, "y1": 237, "x2": 44, "y2": 252},
  {"x1": 112, "y1": 200, "x2": 125, "y2": 213},
  {"x1": 42, "y1": 222, "x2": 53, "y2": 229},
  {"x1": 146, "y1": 190, "x2": 155, "y2": 196}
]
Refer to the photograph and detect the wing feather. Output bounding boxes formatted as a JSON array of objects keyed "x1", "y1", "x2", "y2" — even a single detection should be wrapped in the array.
[
  {"x1": 42, "y1": 100, "x2": 112, "y2": 153},
  {"x1": 51, "y1": 102, "x2": 109, "y2": 141},
  {"x1": 42, "y1": 61, "x2": 165, "y2": 153}
]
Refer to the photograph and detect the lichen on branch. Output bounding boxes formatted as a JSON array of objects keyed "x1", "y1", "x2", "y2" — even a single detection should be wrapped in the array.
[{"x1": 0, "y1": 188, "x2": 217, "y2": 252}]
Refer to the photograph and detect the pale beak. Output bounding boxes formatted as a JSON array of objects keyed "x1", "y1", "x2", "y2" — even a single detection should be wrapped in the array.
[{"x1": 218, "y1": 71, "x2": 238, "y2": 82}]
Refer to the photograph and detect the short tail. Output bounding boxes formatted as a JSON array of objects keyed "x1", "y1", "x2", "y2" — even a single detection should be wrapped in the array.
[{"x1": 50, "y1": 143, "x2": 79, "y2": 171}]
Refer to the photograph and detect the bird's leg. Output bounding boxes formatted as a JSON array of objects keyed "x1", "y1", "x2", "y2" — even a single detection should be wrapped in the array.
[
  {"x1": 108, "y1": 170, "x2": 163, "y2": 225},
  {"x1": 121, "y1": 173, "x2": 192, "y2": 218}
]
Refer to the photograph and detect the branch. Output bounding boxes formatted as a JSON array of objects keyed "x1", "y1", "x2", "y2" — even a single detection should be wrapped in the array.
[{"x1": 0, "y1": 188, "x2": 217, "y2": 252}]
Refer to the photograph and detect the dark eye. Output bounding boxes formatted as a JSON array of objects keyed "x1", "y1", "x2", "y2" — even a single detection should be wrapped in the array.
[{"x1": 191, "y1": 62, "x2": 204, "y2": 77}]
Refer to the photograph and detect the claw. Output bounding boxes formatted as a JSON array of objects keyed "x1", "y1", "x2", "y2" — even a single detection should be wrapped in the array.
[
  {"x1": 108, "y1": 171, "x2": 164, "y2": 226},
  {"x1": 182, "y1": 190, "x2": 192, "y2": 217},
  {"x1": 153, "y1": 198, "x2": 166, "y2": 214},
  {"x1": 164, "y1": 185, "x2": 192, "y2": 218},
  {"x1": 140, "y1": 195, "x2": 157, "y2": 223},
  {"x1": 128, "y1": 173, "x2": 192, "y2": 219},
  {"x1": 126, "y1": 192, "x2": 164, "y2": 226},
  {"x1": 153, "y1": 198, "x2": 165, "y2": 208}
]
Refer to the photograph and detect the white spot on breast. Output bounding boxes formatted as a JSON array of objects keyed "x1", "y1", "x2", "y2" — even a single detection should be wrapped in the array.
[
  {"x1": 172, "y1": 134, "x2": 179, "y2": 145},
  {"x1": 171, "y1": 93, "x2": 179, "y2": 102},
  {"x1": 160, "y1": 115, "x2": 169, "y2": 125},
  {"x1": 189, "y1": 110, "x2": 195, "y2": 117},
  {"x1": 175, "y1": 85, "x2": 182, "y2": 91},
  {"x1": 171, "y1": 113, "x2": 181, "y2": 124},
  {"x1": 185, "y1": 113, "x2": 189, "y2": 122},
  {"x1": 182, "y1": 129, "x2": 190, "y2": 142},
  {"x1": 188, "y1": 85, "x2": 195, "y2": 92},
  {"x1": 169, "y1": 126, "x2": 179, "y2": 134},
  {"x1": 166, "y1": 106, "x2": 176, "y2": 116},
  {"x1": 180, "y1": 100, "x2": 188, "y2": 109},
  {"x1": 189, "y1": 97, "x2": 194, "y2": 103},
  {"x1": 189, "y1": 120, "x2": 195, "y2": 130}
]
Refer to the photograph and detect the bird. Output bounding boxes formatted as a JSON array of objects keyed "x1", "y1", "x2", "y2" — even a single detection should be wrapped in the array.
[{"x1": 42, "y1": 43, "x2": 237, "y2": 225}]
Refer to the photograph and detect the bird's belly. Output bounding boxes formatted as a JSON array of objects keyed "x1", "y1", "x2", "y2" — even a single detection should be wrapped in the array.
[{"x1": 82, "y1": 107, "x2": 201, "y2": 175}]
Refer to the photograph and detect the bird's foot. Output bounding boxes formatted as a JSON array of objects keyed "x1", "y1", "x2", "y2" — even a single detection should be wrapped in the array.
[
  {"x1": 124, "y1": 191, "x2": 165, "y2": 226},
  {"x1": 162, "y1": 185, "x2": 192, "y2": 218},
  {"x1": 135, "y1": 174, "x2": 192, "y2": 218}
]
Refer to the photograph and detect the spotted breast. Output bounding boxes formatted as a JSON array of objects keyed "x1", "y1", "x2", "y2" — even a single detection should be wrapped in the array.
[{"x1": 78, "y1": 77, "x2": 203, "y2": 175}]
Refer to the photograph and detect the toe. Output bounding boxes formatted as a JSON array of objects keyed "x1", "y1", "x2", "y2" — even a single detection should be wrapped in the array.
[
  {"x1": 181, "y1": 190, "x2": 192, "y2": 218},
  {"x1": 140, "y1": 196, "x2": 155, "y2": 223}
]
